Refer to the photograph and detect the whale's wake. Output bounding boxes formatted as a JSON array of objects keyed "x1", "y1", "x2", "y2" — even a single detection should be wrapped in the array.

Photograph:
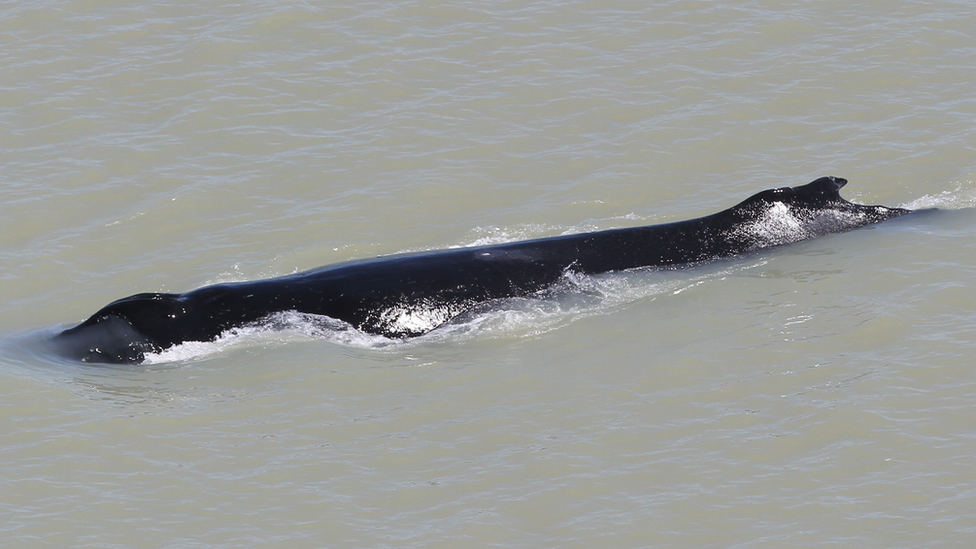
[{"x1": 901, "y1": 180, "x2": 976, "y2": 210}]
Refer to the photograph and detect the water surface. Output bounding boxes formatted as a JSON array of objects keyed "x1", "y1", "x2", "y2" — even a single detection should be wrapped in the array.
[{"x1": 2, "y1": 0, "x2": 976, "y2": 547}]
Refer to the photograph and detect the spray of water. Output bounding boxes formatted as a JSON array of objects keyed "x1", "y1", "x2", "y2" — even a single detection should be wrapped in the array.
[{"x1": 902, "y1": 180, "x2": 976, "y2": 210}]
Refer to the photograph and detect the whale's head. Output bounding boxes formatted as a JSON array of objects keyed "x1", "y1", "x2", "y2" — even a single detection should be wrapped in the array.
[
  {"x1": 51, "y1": 293, "x2": 196, "y2": 364},
  {"x1": 727, "y1": 176, "x2": 910, "y2": 250}
]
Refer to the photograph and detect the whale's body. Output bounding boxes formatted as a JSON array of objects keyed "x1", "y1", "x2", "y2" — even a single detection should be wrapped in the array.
[{"x1": 52, "y1": 176, "x2": 909, "y2": 364}]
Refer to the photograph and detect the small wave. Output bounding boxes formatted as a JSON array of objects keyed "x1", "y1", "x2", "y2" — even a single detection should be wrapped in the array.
[
  {"x1": 451, "y1": 223, "x2": 574, "y2": 248},
  {"x1": 141, "y1": 312, "x2": 388, "y2": 364},
  {"x1": 902, "y1": 180, "x2": 976, "y2": 210},
  {"x1": 450, "y1": 216, "x2": 649, "y2": 249}
]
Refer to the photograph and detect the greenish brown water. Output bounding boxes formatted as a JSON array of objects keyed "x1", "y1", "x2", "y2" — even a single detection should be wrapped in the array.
[{"x1": 2, "y1": 1, "x2": 976, "y2": 547}]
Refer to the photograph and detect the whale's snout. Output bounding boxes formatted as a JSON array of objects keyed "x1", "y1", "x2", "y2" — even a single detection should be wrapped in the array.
[{"x1": 50, "y1": 315, "x2": 154, "y2": 364}]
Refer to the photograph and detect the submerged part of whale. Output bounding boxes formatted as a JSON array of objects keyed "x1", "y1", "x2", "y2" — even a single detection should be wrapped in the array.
[{"x1": 52, "y1": 176, "x2": 909, "y2": 364}]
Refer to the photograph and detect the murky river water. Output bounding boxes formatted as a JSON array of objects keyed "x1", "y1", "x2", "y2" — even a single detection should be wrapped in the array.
[{"x1": 2, "y1": 1, "x2": 976, "y2": 547}]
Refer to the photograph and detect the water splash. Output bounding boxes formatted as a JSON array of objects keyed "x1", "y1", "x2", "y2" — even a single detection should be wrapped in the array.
[
  {"x1": 902, "y1": 180, "x2": 976, "y2": 210},
  {"x1": 453, "y1": 223, "x2": 577, "y2": 248}
]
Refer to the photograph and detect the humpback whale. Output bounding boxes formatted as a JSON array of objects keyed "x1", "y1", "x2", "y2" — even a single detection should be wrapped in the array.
[{"x1": 52, "y1": 176, "x2": 909, "y2": 364}]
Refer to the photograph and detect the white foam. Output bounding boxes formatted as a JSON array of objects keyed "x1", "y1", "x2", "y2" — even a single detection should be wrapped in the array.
[
  {"x1": 449, "y1": 217, "x2": 647, "y2": 249},
  {"x1": 141, "y1": 311, "x2": 393, "y2": 364},
  {"x1": 451, "y1": 224, "x2": 568, "y2": 248},
  {"x1": 902, "y1": 181, "x2": 976, "y2": 210}
]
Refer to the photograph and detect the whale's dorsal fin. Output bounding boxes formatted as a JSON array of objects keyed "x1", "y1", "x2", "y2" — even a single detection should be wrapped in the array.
[
  {"x1": 734, "y1": 176, "x2": 849, "y2": 211},
  {"x1": 792, "y1": 176, "x2": 847, "y2": 199}
]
